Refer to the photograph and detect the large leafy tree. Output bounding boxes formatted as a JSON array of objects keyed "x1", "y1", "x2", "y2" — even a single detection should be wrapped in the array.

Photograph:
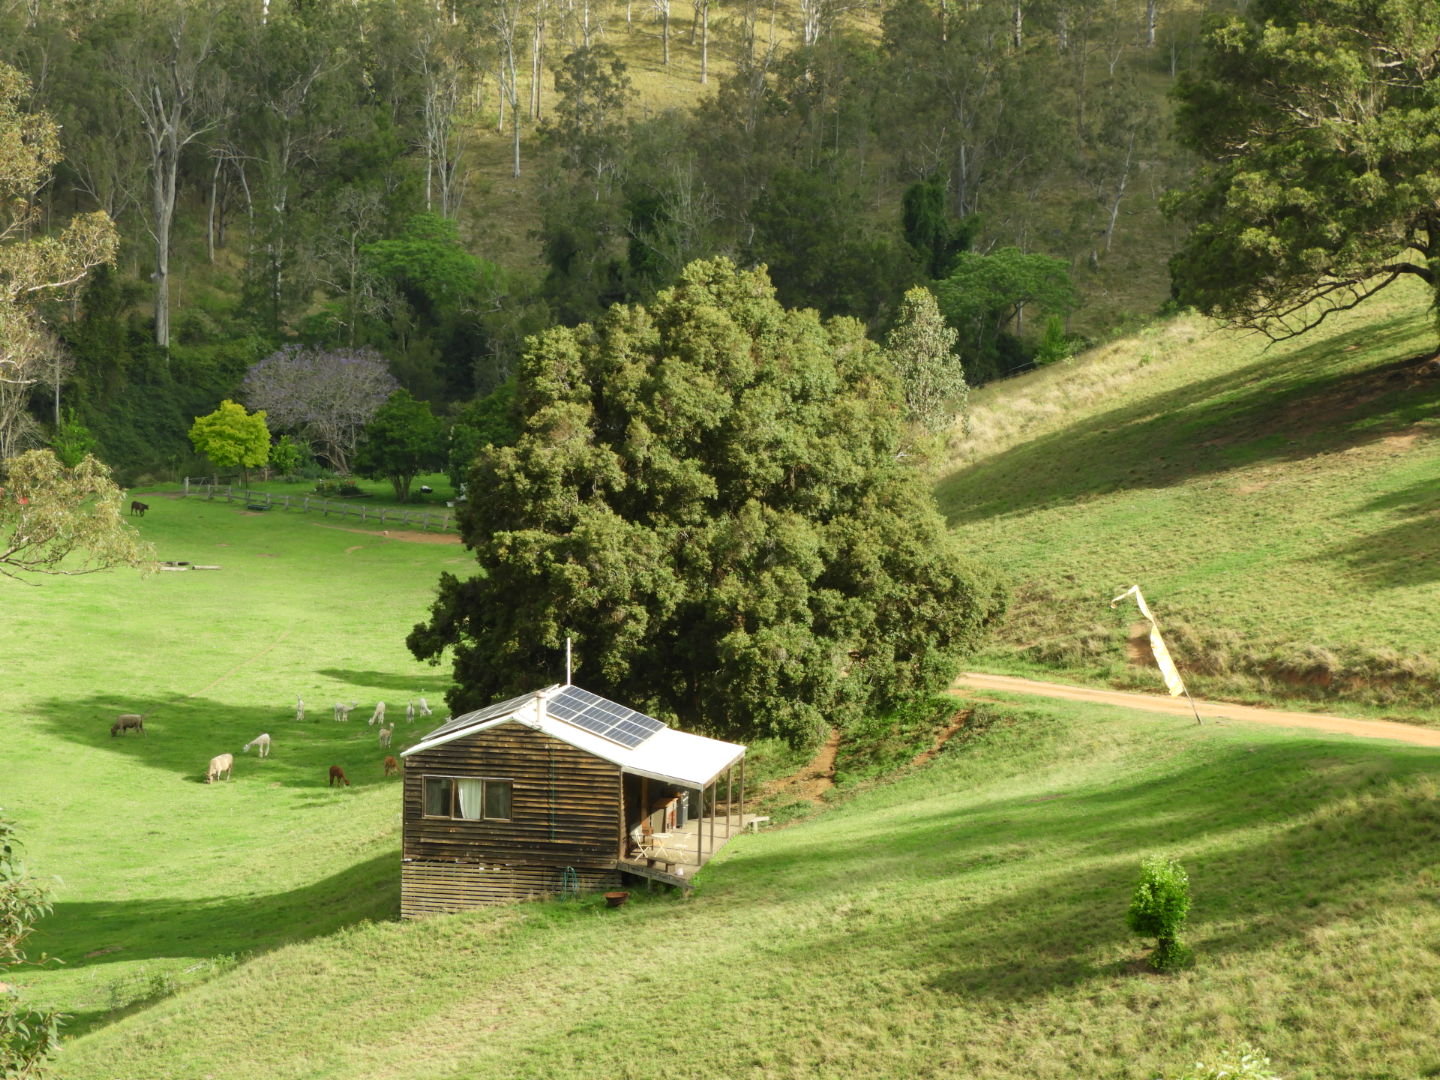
[
  {"x1": 0, "y1": 450, "x2": 155, "y2": 581},
  {"x1": 1, "y1": 815, "x2": 60, "y2": 1078},
  {"x1": 409, "y1": 259, "x2": 1006, "y2": 745},
  {"x1": 188, "y1": 399, "x2": 270, "y2": 481},
  {"x1": 353, "y1": 389, "x2": 446, "y2": 502},
  {"x1": 1167, "y1": 0, "x2": 1440, "y2": 344}
]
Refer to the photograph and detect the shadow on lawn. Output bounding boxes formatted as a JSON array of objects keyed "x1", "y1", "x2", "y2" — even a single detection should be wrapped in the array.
[
  {"x1": 1319, "y1": 477, "x2": 1440, "y2": 587},
  {"x1": 724, "y1": 737, "x2": 1440, "y2": 1002},
  {"x1": 937, "y1": 315, "x2": 1438, "y2": 526},
  {"x1": 48, "y1": 850, "x2": 399, "y2": 1038},
  {"x1": 29, "y1": 692, "x2": 430, "y2": 788}
]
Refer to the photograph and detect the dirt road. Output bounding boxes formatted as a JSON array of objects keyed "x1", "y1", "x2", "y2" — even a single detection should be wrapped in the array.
[{"x1": 953, "y1": 672, "x2": 1440, "y2": 749}]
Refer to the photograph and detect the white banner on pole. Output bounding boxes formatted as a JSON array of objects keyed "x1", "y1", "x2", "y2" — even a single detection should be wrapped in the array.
[{"x1": 1110, "y1": 585, "x2": 1187, "y2": 698}]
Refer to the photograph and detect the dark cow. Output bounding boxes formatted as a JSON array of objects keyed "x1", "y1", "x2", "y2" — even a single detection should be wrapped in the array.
[
  {"x1": 111, "y1": 714, "x2": 145, "y2": 737},
  {"x1": 328, "y1": 765, "x2": 350, "y2": 787},
  {"x1": 129, "y1": 501, "x2": 149, "y2": 517}
]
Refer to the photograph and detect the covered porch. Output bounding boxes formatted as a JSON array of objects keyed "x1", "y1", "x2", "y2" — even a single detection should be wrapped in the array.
[{"x1": 618, "y1": 755, "x2": 761, "y2": 889}]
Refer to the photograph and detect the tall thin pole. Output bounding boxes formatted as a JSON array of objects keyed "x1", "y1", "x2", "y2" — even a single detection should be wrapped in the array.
[{"x1": 565, "y1": 637, "x2": 572, "y2": 684}]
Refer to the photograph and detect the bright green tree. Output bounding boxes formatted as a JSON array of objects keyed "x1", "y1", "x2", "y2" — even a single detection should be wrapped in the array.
[
  {"x1": 1167, "y1": 0, "x2": 1440, "y2": 344},
  {"x1": 886, "y1": 286, "x2": 968, "y2": 435},
  {"x1": 408, "y1": 259, "x2": 1006, "y2": 745},
  {"x1": 353, "y1": 389, "x2": 446, "y2": 502},
  {"x1": 0, "y1": 814, "x2": 60, "y2": 1078},
  {"x1": 1127, "y1": 856, "x2": 1194, "y2": 972},
  {"x1": 188, "y1": 399, "x2": 270, "y2": 483}
]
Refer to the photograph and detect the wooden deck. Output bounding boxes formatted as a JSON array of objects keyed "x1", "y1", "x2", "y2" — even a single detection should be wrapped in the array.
[{"x1": 617, "y1": 813, "x2": 767, "y2": 888}]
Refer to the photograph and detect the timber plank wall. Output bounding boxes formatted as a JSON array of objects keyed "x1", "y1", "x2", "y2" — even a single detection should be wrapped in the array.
[{"x1": 403, "y1": 720, "x2": 623, "y2": 902}]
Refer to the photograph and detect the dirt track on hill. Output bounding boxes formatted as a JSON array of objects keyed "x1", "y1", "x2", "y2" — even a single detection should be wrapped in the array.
[{"x1": 953, "y1": 672, "x2": 1440, "y2": 748}]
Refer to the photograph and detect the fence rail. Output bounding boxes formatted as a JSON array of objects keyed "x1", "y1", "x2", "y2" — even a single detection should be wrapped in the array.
[{"x1": 181, "y1": 480, "x2": 458, "y2": 533}]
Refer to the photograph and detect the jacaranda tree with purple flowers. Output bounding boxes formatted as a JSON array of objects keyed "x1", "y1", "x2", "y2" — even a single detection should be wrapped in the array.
[{"x1": 241, "y1": 346, "x2": 398, "y2": 474}]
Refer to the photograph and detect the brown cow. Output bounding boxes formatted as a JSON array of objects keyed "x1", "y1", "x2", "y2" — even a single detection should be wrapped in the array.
[
  {"x1": 383, "y1": 755, "x2": 399, "y2": 777},
  {"x1": 129, "y1": 501, "x2": 149, "y2": 517},
  {"x1": 111, "y1": 714, "x2": 145, "y2": 737},
  {"x1": 328, "y1": 765, "x2": 350, "y2": 787}
]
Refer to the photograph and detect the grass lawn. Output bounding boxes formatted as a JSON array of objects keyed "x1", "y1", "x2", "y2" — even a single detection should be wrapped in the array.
[
  {"x1": 0, "y1": 492, "x2": 469, "y2": 1030},
  {"x1": 41, "y1": 690, "x2": 1440, "y2": 1080},
  {"x1": 938, "y1": 278, "x2": 1440, "y2": 722}
]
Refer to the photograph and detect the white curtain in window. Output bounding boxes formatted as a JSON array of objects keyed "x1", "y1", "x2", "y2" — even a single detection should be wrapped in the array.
[{"x1": 455, "y1": 779, "x2": 484, "y2": 819}]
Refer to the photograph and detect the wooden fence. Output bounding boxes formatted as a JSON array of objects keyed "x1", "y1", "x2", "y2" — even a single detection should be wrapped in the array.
[{"x1": 181, "y1": 480, "x2": 458, "y2": 533}]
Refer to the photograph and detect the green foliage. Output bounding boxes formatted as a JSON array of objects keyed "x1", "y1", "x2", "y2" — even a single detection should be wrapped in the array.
[
  {"x1": 268, "y1": 434, "x2": 305, "y2": 480},
  {"x1": 445, "y1": 381, "x2": 519, "y2": 494},
  {"x1": 832, "y1": 695, "x2": 959, "y2": 785},
  {"x1": 886, "y1": 286, "x2": 968, "y2": 434},
  {"x1": 1167, "y1": 0, "x2": 1440, "y2": 344},
  {"x1": 937, "y1": 248, "x2": 1078, "y2": 384},
  {"x1": 1160, "y1": 1044, "x2": 1283, "y2": 1080},
  {"x1": 49, "y1": 409, "x2": 95, "y2": 468},
  {"x1": 540, "y1": 45, "x2": 636, "y2": 191},
  {"x1": 188, "y1": 400, "x2": 270, "y2": 477},
  {"x1": 1032, "y1": 315, "x2": 1075, "y2": 367},
  {"x1": 1127, "y1": 856, "x2": 1193, "y2": 971},
  {"x1": 1, "y1": 815, "x2": 62, "y2": 1079},
  {"x1": 409, "y1": 258, "x2": 1006, "y2": 744},
  {"x1": 901, "y1": 176, "x2": 976, "y2": 280},
  {"x1": 353, "y1": 389, "x2": 446, "y2": 502}
]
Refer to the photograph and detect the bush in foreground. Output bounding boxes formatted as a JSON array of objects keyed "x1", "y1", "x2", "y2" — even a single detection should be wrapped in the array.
[{"x1": 1127, "y1": 855, "x2": 1193, "y2": 971}]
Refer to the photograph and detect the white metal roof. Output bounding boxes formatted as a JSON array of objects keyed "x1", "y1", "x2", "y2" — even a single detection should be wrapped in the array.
[{"x1": 400, "y1": 684, "x2": 746, "y2": 789}]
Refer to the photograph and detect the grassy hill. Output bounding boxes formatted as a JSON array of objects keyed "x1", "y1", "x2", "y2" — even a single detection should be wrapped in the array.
[{"x1": 938, "y1": 278, "x2": 1440, "y2": 724}]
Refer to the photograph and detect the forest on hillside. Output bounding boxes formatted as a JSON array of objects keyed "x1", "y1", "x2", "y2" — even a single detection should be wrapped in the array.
[{"x1": 0, "y1": 0, "x2": 1224, "y2": 481}]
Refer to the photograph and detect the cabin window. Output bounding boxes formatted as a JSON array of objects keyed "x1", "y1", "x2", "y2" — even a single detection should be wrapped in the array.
[{"x1": 422, "y1": 775, "x2": 512, "y2": 821}]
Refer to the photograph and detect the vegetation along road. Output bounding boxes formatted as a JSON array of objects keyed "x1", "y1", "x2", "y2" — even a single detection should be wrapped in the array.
[{"x1": 955, "y1": 673, "x2": 1440, "y2": 748}]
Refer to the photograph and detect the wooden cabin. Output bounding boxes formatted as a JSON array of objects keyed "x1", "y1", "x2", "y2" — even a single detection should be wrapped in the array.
[{"x1": 399, "y1": 684, "x2": 755, "y2": 917}]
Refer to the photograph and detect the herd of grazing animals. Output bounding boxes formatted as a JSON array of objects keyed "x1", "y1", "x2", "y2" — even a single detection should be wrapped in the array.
[{"x1": 108, "y1": 690, "x2": 442, "y2": 786}]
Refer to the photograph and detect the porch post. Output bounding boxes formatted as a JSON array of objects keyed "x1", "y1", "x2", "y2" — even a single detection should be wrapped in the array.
[
  {"x1": 726, "y1": 764, "x2": 734, "y2": 838},
  {"x1": 695, "y1": 784, "x2": 703, "y2": 865},
  {"x1": 739, "y1": 754, "x2": 746, "y2": 829},
  {"x1": 709, "y1": 779, "x2": 716, "y2": 854}
]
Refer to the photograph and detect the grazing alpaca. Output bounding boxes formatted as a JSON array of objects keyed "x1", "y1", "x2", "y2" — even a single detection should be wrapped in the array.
[
  {"x1": 378, "y1": 726, "x2": 393, "y2": 749},
  {"x1": 369, "y1": 701, "x2": 386, "y2": 726},
  {"x1": 111, "y1": 714, "x2": 145, "y2": 737},
  {"x1": 328, "y1": 765, "x2": 350, "y2": 787},
  {"x1": 295, "y1": 695, "x2": 305, "y2": 723},
  {"x1": 242, "y1": 733, "x2": 271, "y2": 758},
  {"x1": 383, "y1": 755, "x2": 400, "y2": 776},
  {"x1": 406, "y1": 700, "x2": 415, "y2": 723},
  {"x1": 417, "y1": 695, "x2": 432, "y2": 717},
  {"x1": 335, "y1": 701, "x2": 356, "y2": 722},
  {"x1": 129, "y1": 500, "x2": 149, "y2": 517},
  {"x1": 206, "y1": 753, "x2": 234, "y2": 783}
]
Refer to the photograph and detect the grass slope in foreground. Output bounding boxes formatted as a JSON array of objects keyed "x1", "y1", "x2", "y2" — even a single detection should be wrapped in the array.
[
  {"x1": 0, "y1": 493, "x2": 465, "y2": 1028},
  {"x1": 937, "y1": 278, "x2": 1440, "y2": 723},
  {"x1": 54, "y1": 696, "x2": 1440, "y2": 1080}
]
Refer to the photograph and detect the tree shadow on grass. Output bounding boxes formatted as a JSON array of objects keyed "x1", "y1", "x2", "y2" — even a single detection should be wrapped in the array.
[
  {"x1": 718, "y1": 738, "x2": 1440, "y2": 1003},
  {"x1": 28, "y1": 691, "x2": 426, "y2": 788},
  {"x1": 937, "y1": 315, "x2": 1437, "y2": 526},
  {"x1": 316, "y1": 667, "x2": 448, "y2": 697},
  {"x1": 1316, "y1": 478, "x2": 1440, "y2": 587},
  {"x1": 44, "y1": 850, "x2": 399, "y2": 1039}
]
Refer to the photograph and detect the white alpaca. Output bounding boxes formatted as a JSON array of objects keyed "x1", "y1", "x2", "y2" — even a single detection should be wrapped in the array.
[
  {"x1": 295, "y1": 695, "x2": 305, "y2": 723},
  {"x1": 378, "y1": 726, "x2": 393, "y2": 749},
  {"x1": 406, "y1": 700, "x2": 415, "y2": 723},
  {"x1": 417, "y1": 694, "x2": 432, "y2": 717},
  {"x1": 206, "y1": 753, "x2": 234, "y2": 783},
  {"x1": 336, "y1": 702, "x2": 356, "y2": 722},
  {"x1": 369, "y1": 701, "x2": 386, "y2": 726},
  {"x1": 243, "y1": 733, "x2": 271, "y2": 758}
]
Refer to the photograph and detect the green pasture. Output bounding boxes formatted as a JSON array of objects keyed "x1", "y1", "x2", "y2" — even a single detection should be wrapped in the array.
[
  {"x1": 938, "y1": 279, "x2": 1440, "y2": 721},
  {"x1": 43, "y1": 688, "x2": 1440, "y2": 1080},
  {"x1": 0, "y1": 491, "x2": 471, "y2": 1030}
]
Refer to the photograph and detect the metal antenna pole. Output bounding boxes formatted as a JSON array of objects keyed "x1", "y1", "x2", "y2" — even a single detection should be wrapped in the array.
[{"x1": 565, "y1": 636, "x2": 572, "y2": 684}]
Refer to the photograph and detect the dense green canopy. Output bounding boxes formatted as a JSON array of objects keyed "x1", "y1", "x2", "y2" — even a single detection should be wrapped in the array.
[
  {"x1": 1167, "y1": 0, "x2": 1440, "y2": 343},
  {"x1": 409, "y1": 259, "x2": 1005, "y2": 745}
]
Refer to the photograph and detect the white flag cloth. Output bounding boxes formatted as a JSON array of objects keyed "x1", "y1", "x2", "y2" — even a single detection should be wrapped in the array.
[{"x1": 1110, "y1": 585, "x2": 1187, "y2": 697}]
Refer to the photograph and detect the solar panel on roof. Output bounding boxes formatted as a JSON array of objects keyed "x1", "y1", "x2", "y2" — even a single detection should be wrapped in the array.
[
  {"x1": 545, "y1": 685, "x2": 667, "y2": 749},
  {"x1": 422, "y1": 691, "x2": 536, "y2": 740}
]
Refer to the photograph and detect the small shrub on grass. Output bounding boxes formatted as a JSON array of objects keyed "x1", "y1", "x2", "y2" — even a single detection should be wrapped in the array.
[
  {"x1": 1159, "y1": 1043, "x2": 1282, "y2": 1080},
  {"x1": 1127, "y1": 856, "x2": 1193, "y2": 971}
]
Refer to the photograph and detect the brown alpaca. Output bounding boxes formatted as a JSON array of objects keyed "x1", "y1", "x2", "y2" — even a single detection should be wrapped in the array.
[
  {"x1": 328, "y1": 765, "x2": 350, "y2": 787},
  {"x1": 383, "y1": 755, "x2": 399, "y2": 777}
]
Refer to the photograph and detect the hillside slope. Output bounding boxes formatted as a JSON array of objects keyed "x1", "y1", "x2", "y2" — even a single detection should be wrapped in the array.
[
  {"x1": 51, "y1": 696, "x2": 1440, "y2": 1080},
  {"x1": 939, "y1": 279, "x2": 1440, "y2": 723}
]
